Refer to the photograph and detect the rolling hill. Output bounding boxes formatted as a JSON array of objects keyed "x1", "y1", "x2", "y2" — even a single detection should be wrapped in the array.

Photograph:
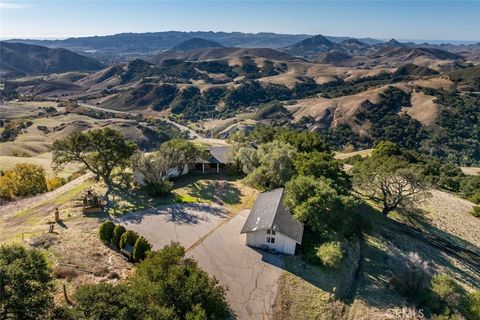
[
  {"x1": 171, "y1": 37, "x2": 224, "y2": 51},
  {"x1": 0, "y1": 42, "x2": 104, "y2": 77}
]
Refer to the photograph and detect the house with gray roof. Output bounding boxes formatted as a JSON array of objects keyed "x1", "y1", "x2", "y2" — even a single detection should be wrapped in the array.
[
  {"x1": 194, "y1": 146, "x2": 234, "y2": 173},
  {"x1": 241, "y1": 188, "x2": 304, "y2": 255}
]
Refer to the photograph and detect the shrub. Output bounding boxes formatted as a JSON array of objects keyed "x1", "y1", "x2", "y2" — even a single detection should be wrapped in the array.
[
  {"x1": 315, "y1": 241, "x2": 344, "y2": 268},
  {"x1": 0, "y1": 163, "x2": 48, "y2": 198},
  {"x1": 53, "y1": 266, "x2": 78, "y2": 281},
  {"x1": 46, "y1": 176, "x2": 65, "y2": 191},
  {"x1": 99, "y1": 221, "x2": 116, "y2": 243},
  {"x1": 431, "y1": 274, "x2": 463, "y2": 310},
  {"x1": 389, "y1": 251, "x2": 431, "y2": 299},
  {"x1": 132, "y1": 236, "x2": 152, "y2": 262},
  {"x1": 145, "y1": 180, "x2": 174, "y2": 197},
  {"x1": 11, "y1": 163, "x2": 48, "y2": 196},
  {"x1": 0, "y1": 244, "x2": 55, "y2": 319},
  {"x1": 470, "y1": 192, "x2": 480, "y2": 204},
  {"x1": 471, "y1": 206, "x2": 480, "y2": 218},
  {"x1": 119, "y1": 230, "x2": 139, "y2": 250},
  {"x1": 112, "y1": 225, "x2": 126, "y2": 249},
  {"x1": 463, "y1": 290, "x2": 480, "y2": 320}
]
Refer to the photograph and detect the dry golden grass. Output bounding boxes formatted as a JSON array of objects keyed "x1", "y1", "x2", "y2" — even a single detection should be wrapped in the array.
[
  {"x1": 461, "y1": 167, "x2": 480, "y2": 176},
  {"x1": 0, "y1": 152, "x2": 76, "y2": 178},
  {"x1": 402, "y1": 91, "x2": 440, "y2": 127},
  {"x1": 413, "y1": 76, "x2": 455, "y2": 91},
  {"x1": 273, "y1": 272, "x2": 347, "y2": 320},
  {"x1": 334, "y1": 149, "x2": 373, "y2": 160}
]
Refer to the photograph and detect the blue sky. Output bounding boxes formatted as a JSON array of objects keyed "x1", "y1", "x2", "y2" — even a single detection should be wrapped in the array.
[{"x1": 1, "y1": 1, "x2": 479, "y2": 42}]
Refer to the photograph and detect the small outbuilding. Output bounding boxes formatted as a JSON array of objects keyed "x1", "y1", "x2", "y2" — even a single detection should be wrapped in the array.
[{"x1": 240, "y1": 188, "x2": 304, "y2": 255}]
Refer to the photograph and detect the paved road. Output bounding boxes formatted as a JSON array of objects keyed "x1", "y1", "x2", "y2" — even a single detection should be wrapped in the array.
[
  {"x1": 189, "y1": 210, "x2": 285, "y2": 320},
  {"x1": 113, "y1": 203, "x2": 229, "y2": 250},
  {"x1": 78, "y1": 102, "x2": 201, "y2": 139}
]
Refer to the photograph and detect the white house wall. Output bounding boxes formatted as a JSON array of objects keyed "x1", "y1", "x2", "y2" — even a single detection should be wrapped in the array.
[
  {"x1": 133, "y1": 164, "x2": 189, "y2": 186},
  {"x1": 245, "y1": 230, "x2": 297, "y2": 255}
]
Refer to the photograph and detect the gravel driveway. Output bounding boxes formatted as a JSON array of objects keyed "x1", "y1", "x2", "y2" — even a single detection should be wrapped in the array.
[
  {"x1": 113, "y1": 203, "x2": 229, "y2": 250},
  {"x1": 189, "y1": 210, "x2": 285, "y2": 320}
]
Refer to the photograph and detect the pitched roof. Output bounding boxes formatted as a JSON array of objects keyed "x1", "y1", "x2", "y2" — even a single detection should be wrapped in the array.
[
  {"x1": 240, "y1": 188, "x2": 304, "y2": 243},
  {"x1": 204, "y1": 146, "x2": 233, "y2": 164}
]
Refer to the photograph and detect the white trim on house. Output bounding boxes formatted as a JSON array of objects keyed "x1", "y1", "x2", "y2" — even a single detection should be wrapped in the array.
[{"x1": 245, "y1": 229, "x2": 297, "y2": 255}]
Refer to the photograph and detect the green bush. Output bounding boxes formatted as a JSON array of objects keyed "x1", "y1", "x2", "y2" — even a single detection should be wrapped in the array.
[
  {"x1": 471, "y1": 192, "x2": 480, "y2": 204},
  {"x1": 430, "y1": 274, "x2": 463, "y2": 310},
  {"x1": 99, "y1": 221, "x2": 116, "y2": 244},
  {"x1": 132, "y1": 236, "x2": 152, "y2": 262},
  {"x1": 119, "y1": 230, "x2": 139, "y2": 250},
  {"x1": 112, "y1": 225, "x2": 126, "y2": 249},
  {"x1": 463, "y1": 290, "x2": 480, "y2": 320},
  {"x1": 315, "y1": 241, "x2": 344, "y2": 268},
  {"x1": 470, "y1": 206, "x2": 480, "y2": 218}
]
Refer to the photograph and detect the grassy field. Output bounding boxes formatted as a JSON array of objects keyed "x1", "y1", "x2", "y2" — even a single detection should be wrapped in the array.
[
  {"x1": 0, "y1": 152, "x2": 77, "y2": 178},
  {"x1": 273, "y1": 193, "x2": 480, "y2": 319},
  {"x1": 334, "y1": 148, "x2": 373, "y2": 160},
  {"x1": 102, "y1": 171, "x2": 258, "y2": 216}
]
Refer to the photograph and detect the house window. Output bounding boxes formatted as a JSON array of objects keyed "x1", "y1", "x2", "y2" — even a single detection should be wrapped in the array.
[
  {"x1": 267, "y1": 229, "x2": 276, "y2": 235},
  {"x1": 266, "y1": 237, "x2": 275, "y2": 244},
  {"x1": 267, "y1": 230, "x2": 271, "y2": 234},
  {"x1": 271, "y1": 230, "x2": 276, "y2": 235}
]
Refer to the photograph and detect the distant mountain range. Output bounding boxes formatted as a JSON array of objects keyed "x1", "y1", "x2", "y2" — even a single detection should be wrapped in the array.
[
  {"x1": 3, "y1": 31, "x2": 384, "y2": 62},
  {"x1": 0, "y1": 42, "x2": 104, "y2": 77}
]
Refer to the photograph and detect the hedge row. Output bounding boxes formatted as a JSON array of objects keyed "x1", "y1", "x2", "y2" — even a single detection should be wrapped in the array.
[{"x1": 98, "y1": 221, "x2": 152, "y2": 262}]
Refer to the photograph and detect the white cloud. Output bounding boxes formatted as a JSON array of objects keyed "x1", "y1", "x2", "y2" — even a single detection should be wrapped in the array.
[{"x1": 0, "y1": 2, "x2": 31, "y2": 9}]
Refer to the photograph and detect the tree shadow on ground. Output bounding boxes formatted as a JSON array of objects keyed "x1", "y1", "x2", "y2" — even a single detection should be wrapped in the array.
[
  {"x1": 261, "y1": 201, "x2": 480, "y2": 311},
  {"x1": 187, "y1": 180, "x2": 241, "y2": 205},
  {"x1": 112, "y1": 203, "x2": 228, "y2": 226},
  {"x1": 107, "y1": 172, "x2": 244, "y2": 215},
  {"x1": 350, "y1": 203, "x2": 480, "y2": 309}
]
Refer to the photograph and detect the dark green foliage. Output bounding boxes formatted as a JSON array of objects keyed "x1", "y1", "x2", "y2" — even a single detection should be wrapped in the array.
[
  {"x1": 195, "y1": 60, "x2": 237, "y2": 78},
  {"x1": 170, "y1": 86, "x2": 202, "y2": 114},
  {"x1": 448, "y1": 64, "x2": 480, "y2": 91},
  {"x1": 223, "y1": 80, "x2": 292, "y2": 113},
  {"x1": 284, "y1": 175, "x2": 358, "y2": 237},
  {"x1": 431, "y1": 91, "x2": 480, "y2": 165},
  {"x1": 0, "y1": 244, "x2": 54, "y2": 320},
  {"x1": 352, "y1": 146, "x2": 429, "y2": 216},
  {"x1": 132, "y1": 236, "x2": 152, "y2": 262},
  {"x1": 52, "y1": 128, "x2": 137, "y2": 187},
  {"x1": 99, "y1": 221, "x2": 116, "y2": 243},
  {"x1": 131, "y1": 243, "x2": 229, "y2": 319},
  {"x1": 119, "y1": 230, "x2": 139, "y2": 250},
  {"x1": 120, "y1": 59, "x2": 159, "y2": 84},
  {"x1": 471, "y1": 206, "x2": 480, "y2": 218},
  {"x1": 372, "y1": 141, "x2": 403, "y2": 158},
  {"x1": 372, "y1": 114, "x2": 426, "y2": 149},
  {"x1": 294, "y1": 151, "x2": 351, "y2": 194},
  {"x1": 254, "y1": 102, "x2": 292, "y2": 124},
  {"x1": 394, "y1": 64, "x2": 439, "y2": 77},
  {"x1": 151, "y1": 84, "x2": 178, "y2": 111},
  {"x1": 112, "y1": 225, "x2": 126, "y2": 249},
  {"x1": 277, "y1": 129, "x2": 329, "y2": 153},
  {"x1": 326, "y1": 124, "x2": 368, "y2": 150},
  {"x1": 241, "y1": 125, "x2": 328, "y2": 153},
  {"x1": 355, "y1": 86, "x2": 428, "y2": 149},
  {"x1": 471, "y1": 192, "x2": 480, "y2": 204},
  {"x1": 74, "y1": 283, "x2": 147, "y2": 320}
]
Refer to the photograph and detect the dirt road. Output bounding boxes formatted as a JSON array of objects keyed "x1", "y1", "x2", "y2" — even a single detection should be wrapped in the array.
[{"x1": 0, "y1": 174, "x2": 92, "y2": 217}]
